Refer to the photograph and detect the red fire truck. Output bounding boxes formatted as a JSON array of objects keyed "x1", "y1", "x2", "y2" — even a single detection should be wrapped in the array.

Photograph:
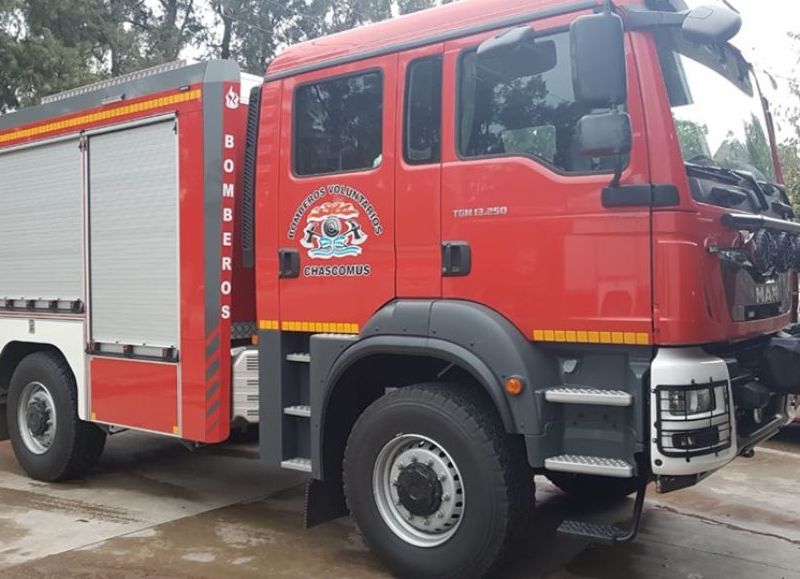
[{"x1": 0, "y1": 0, "x2": 798, "y2": 576}]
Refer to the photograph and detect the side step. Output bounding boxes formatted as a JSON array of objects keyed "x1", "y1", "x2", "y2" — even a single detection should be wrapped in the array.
[
  {"x1": 286, "y1": 352, "x2": 311, "y2": 363},
  {"x1": 558, "y1": 476, "x2": 648, "y2": 545},
  {"x1": 281, "y1": 457, "x2": 312, "y2": 473},
  {"x1": 284, "y1": 405, "x2": 311, "y2": 418},
  {"x1": 545, "y1": 387, "x2": 632, "y2": 407},
  {"x1": 545, "y1": 455, "x2": 634, "y2": 478}
]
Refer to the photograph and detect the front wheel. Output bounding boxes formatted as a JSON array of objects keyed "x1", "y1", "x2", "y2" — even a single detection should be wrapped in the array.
[
  {"x1": 343, "y1": 384, "x2": 533, "y2": 579},
  {"x1": 7, "y1": 351, "x2": 106, "y2": 482}
]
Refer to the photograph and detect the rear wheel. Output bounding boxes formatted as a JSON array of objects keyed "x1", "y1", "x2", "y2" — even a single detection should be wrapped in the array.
[
  {"x1": 7, "y1": 351, "x2": 106, "y2": 482},
  {"x1": 343, "y1": 384, "x2": 533, "y2": 579},
  {"x1": 546, "y1": 472, "x2": 640, "y2": 503}
]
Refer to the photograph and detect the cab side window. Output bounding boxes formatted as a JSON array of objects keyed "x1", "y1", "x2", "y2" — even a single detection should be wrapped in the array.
[
  {"x1": 294, "y1": 71, "x2": 383, "y2": 176},
  {"x1": 404, "y1": 56, "x2": 443, "y2": 164},
  {"x1": 459, "y1": 31, "x2": 609, "y2": 173}
]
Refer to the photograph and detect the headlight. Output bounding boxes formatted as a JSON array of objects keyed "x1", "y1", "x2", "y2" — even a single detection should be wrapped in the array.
[{"x1": 664, "y1": 388, "x2": 715, "y2": 415}]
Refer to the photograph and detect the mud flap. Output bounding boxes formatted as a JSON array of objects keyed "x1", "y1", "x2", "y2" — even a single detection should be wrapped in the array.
[
  {"x1": 761, "y1": 337, "x2": 800, "y2": 394},
  {"x1": 304, "y1": 478, "x2": 348, "y2": 529}
]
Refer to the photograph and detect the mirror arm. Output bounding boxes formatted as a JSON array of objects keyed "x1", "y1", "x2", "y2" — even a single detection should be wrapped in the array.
[
  {"x1": 609, "y1": 155, "x2": 624, "y2": 189},
  {"x1": 623, "y1": 6, "x2": 687, "y2": 31}
]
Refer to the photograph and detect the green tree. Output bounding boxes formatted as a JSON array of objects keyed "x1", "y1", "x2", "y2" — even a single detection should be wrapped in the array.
[
  {"x1": 773, "y1": 32, "x2": 800, "y2": 212},
  {"x1": 674, "y1": 119, "x2": 711, "y2": 161}
]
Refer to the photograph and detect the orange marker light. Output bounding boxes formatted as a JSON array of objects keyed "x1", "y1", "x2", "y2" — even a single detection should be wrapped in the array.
[{"x1": 505, "y1": 376, "x2": 524, "y2": 396}]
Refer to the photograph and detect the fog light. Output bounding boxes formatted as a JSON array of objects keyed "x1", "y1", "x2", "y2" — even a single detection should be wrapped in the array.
[
  {"x1": 672, "y1": 426, "x2": 720, "y2": 450},
  {"x1": 664, "y1": 388, "x2": 714, "y2": 415}
]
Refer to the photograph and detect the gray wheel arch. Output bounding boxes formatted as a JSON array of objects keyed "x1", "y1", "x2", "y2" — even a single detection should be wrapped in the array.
[{"x1": 312, "y1": 300, "x2": 560, "y2": 479}]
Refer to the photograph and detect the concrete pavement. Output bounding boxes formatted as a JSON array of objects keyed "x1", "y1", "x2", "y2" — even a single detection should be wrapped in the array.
[{"x1": 0, "y1": 426, "x2": 798, "y2": 578}]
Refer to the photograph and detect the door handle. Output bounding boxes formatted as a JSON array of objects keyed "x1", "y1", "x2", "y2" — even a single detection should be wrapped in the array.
[
  {"x1": 279, "y1": 248, "x2": 300, "y2": 279},
  {"x1": 442, "y1": 241, "x2": 471, "y2": 277}
]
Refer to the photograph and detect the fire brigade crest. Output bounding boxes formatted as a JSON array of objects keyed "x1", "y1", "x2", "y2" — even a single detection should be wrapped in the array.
[{"x1": 300, "y1": 201, "x2": 367, "y2": 259}]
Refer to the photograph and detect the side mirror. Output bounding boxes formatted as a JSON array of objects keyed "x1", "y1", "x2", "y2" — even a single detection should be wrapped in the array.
[
  {"x1": 570, "y1": 12, "x2": 627, "y2": 107},
  {"x1": 575, "y1": 111, "x2": 632, "y2": 158},
  {"x1": 682, "y1": 5, "x2": 742, "y2": 44}
]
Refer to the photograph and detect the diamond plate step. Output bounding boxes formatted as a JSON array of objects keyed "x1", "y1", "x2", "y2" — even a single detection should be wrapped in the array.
[
  {"x1": 545, "y1": 387, "x2": 632, "y2": 407},
  {"x1": 286, "y1": 353, "x2": 311, "y2": 363},
  {"x1": 281, "y1": 457, "x2": 312, "y2": 473},
  {"x1": 557, "y1": 520, "x2": 626, "y2": 545},
  {"x1": 545, "y1": 455, "x2": 634, "y2": 478},
  {"x1": 283, "y1": 405, "x2": 311, "y2": 418}
]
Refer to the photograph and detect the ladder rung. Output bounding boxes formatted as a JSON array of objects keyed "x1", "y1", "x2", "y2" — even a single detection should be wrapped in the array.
[
  {"x1": 545, "y1": 455, "x2": 634, "y2": 478},
  {"x1": 281, "y1": 457, "x2": 312, "y2": 473},
  {"x1": 286, "y1": 353, "x2": 311, "y2": 363},
  {"x1": 283, "y1": 405, "x2": 311, "y2": 418},
  {"x1": 545, "y1": 387, "x2": 632, "y2": 407}
]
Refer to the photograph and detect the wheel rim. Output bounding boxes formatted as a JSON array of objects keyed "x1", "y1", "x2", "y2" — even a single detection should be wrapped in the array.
[
  {"x1": 18, "y1": 381, "x2": 57, "y2": 455},
  {"x1": 372, "y1": 434, "x2": 465, "y2": 548}
]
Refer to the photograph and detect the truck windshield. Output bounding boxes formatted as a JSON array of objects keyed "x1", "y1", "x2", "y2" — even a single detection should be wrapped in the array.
[{"x1": 656, "y1": 31, "x2": 776, "y2": 182}]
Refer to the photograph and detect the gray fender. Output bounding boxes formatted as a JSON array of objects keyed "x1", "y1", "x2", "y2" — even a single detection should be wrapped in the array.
[{"x1": 312, "y1": 300, "x2": 560, "y2": 477}]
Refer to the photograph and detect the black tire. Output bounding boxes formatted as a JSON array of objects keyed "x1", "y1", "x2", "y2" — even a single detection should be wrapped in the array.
[
  {"x1": 546, "y1": 472, "x2": 640, "y2": 503},
  {"x1": 7, "y1": 351, "x2": 106, "y2": 482},
  {"x1": 343, "y1": 384, "x2": 533, "y2": 579}
]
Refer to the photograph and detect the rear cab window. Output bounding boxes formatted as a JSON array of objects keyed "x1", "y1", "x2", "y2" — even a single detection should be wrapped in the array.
[{"x1": 404, "y1": 56, "x2": 443, "y2": 165}]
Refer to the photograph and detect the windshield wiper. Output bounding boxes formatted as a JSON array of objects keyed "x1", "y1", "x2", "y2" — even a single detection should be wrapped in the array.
[{"x1": 685, "y1": 163, "x2": 769, "y2": 211}]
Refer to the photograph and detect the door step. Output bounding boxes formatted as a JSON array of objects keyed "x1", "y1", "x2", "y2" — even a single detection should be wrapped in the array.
[
  {"x1": 284, "y1": 405, "x2": 311, "y2": 418},
  {"x1": 545, "y1": 455, "x2": 634, "y2": 478},
  {"x1": 286, "y1": 352, "x2": 311, "y2": 363},
  {"x1": 558, "y1": 476, "x2": 648, "y2": 545},
  {"x1": 281, "y1": 457, "x2": 312, "y2": 473},
  {"x1": 545, "y1": 387, "x2": 632, "y2": 407}
]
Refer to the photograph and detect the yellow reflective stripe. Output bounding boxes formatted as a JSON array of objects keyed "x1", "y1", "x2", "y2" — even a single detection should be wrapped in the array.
[
  {"x1": 259, "y1": 320, "x2": 359, "y2": 334},
  {"x1": 533, "y1": 329, "x2": 650, "y2": 346},
  {"x1": 0, "y1": 89, "x2": 202, "y2": 144}
]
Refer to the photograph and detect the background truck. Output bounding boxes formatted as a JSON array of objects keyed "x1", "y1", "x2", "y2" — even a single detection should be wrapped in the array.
[{"x1": 0, "y1": 0, "x2": 798, "y2": 577}]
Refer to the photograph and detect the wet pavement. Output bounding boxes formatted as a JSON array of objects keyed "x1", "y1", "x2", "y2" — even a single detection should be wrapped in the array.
[{"x1": 0, "y1": 426, "x2": 798, "y2": 579}]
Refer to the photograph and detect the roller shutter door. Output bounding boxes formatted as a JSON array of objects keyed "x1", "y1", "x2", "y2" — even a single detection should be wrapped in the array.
[
  {"x1": 89, "y1": 120, "x2": 179, "y2": 348},
  {"x1": 0, "y1": 139, "x2": 83, "y2": 301}
]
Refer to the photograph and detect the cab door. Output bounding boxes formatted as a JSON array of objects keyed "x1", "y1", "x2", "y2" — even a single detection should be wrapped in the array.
[
  {"x1": 396, "y1": 44, "x2": 444, "y2": 298},
  {"x1": 277, "y1": 55, "x2": 397, "y2": 331},
  {"x1": 440, "y1": 19, "x2": 653, "y2": 344}
]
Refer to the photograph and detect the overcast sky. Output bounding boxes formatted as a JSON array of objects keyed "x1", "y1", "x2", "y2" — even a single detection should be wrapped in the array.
[{"x1": 732, "y1": 0, "x2": 798, "y2": 105}]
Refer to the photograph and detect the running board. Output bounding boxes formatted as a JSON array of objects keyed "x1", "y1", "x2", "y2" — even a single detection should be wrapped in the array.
[
  {"x1": 545, "y1": 455, "x2": 634, "y2": 478},
  {"x1": 558, "y1": 477, "x2": 648, "y2": 545},
  {"x1": 545, "y1": 387, "x2": 632, "y2": 407}
]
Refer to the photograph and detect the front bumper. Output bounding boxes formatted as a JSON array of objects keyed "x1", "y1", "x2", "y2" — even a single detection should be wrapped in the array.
[{"x1": 650, "y1": 342, "x2": 794, "y2": 479}]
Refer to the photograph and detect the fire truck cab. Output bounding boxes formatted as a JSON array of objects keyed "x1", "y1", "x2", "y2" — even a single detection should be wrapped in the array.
[{"x1": 0, "y1": 0, "x2": 798, "y2": 576}]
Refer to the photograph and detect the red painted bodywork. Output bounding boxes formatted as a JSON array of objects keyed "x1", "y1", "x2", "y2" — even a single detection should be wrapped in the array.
[
  {"x1": 90, "y1": 358, "x2": 178, "y2": 434},
  {"x1": 0, "y1": 0, "x2": 789, "y2": 442},
  {"x1": 259, "y1": 0, "x2": 788, "y2": 347},
  {"x1": 0, "y1": 78, "x2": 252, "y2": 442}
]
